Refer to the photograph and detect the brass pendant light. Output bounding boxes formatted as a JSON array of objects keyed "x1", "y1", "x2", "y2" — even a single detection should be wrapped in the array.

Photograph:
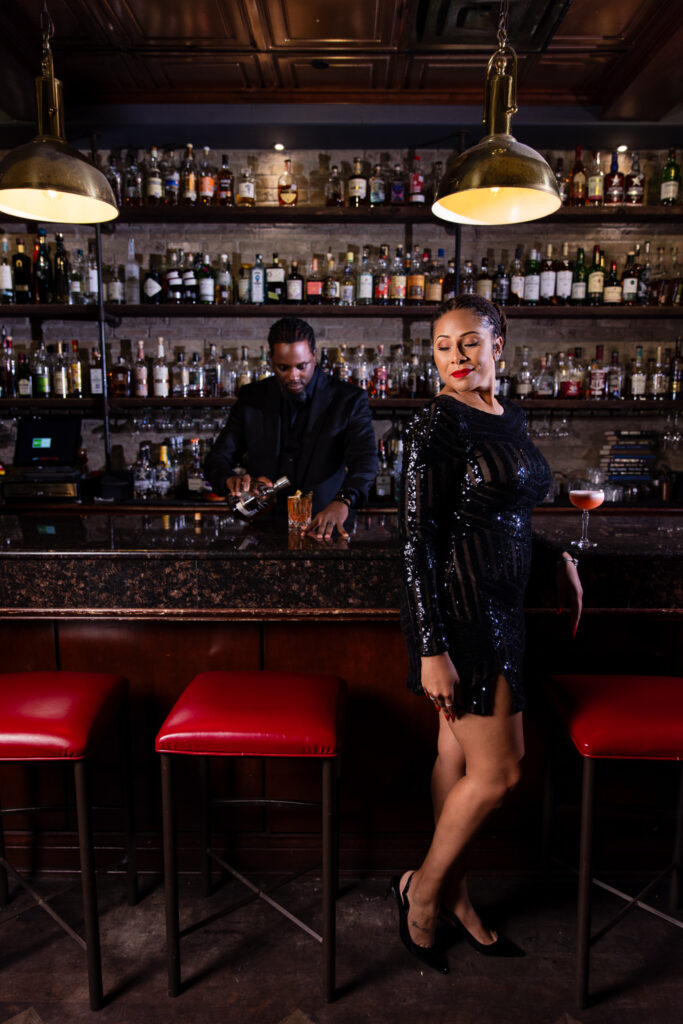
[
  {"x1": 432, "y1": 0, "x2": 561, "y2": 226},
  {"x1": 0, "y1": 3, "x2": 118, "y2": 224}
]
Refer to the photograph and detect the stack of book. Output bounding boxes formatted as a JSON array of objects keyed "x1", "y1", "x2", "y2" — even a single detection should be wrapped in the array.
[{"x1": 600, "y1": 429, "x2": 658, "y2": 483}]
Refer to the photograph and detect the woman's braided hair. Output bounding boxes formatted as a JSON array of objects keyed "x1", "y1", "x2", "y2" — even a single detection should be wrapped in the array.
[{"x1": 431, "y1": 294, "x2": 507, "y2": 349}]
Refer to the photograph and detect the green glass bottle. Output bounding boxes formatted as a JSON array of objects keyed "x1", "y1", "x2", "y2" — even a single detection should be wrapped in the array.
[
  {"x1": 660, "y1": 147, "x2": 680, "y2": 206},
  {"x1": 587, "y1": 245, "x2": 604, "y2": 306}
]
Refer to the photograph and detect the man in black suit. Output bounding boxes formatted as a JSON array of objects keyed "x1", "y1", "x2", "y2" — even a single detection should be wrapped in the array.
[{"x1": 204, "y1": 317, "x2": 378, "y2": 539}]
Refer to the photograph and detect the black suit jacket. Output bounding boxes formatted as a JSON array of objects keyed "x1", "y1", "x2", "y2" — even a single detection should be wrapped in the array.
[{"x1": 204, "y1": 372, "x2": 378, "y2": 515}]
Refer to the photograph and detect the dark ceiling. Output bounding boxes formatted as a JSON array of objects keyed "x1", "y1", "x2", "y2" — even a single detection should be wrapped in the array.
[{"x1": 1, "y1": 0, "x2": 682, "y2": 152}]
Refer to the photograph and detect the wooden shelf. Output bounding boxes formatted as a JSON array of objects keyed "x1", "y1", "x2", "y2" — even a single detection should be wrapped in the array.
[{"x1": 0, "y1": 304, "x2": 100, "y2": 320}]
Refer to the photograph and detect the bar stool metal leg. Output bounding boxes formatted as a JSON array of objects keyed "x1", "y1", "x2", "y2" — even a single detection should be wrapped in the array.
[
  {"x1": 322, "y1": 758, "x2": 336, "y2": 1002},
  {"x1": 74, "y1": 759, "x2": 104, "y2": 1012},
  {"x1": 161, "y1": 753, "x2": 181, "y2": 997},
  {"x1": 577, "y1": 757, "x2": 596, "y2": 1009},
  {"x1": 0, "y1": 795, "x2": 8, "y2": 908},
  {"x1": 118, "y1": 702, "x2": 138, "y2": 907},
  {"x1": 670, "y1": 764, "x2": 683, "y2": 911},
  {"x1": 199, "y1": 757, "x2": 212, "y2": 898}
]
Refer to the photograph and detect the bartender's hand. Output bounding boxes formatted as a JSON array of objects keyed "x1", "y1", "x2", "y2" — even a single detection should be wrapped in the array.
[
  {"x1": 225, "y1": 474, "x2": 272, "y2": 498},
  {"x1": 304, "y1": 499, "x2": 350, "y2": 541},
  {"x1": 556, "y1": 551, "x2": 583, "y2": 637}
]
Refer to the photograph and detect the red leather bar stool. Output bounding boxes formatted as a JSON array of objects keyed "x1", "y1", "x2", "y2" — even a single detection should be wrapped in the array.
[
  {"x1": 156, "y1": 669, "x2": 346, "y2": 1002},
  {"x1": 0, "y1": 670, "x2": 138, "y2": 1011},
  {"x1": 543, "y1": 673, "x2": 683, "y2": 1008}
]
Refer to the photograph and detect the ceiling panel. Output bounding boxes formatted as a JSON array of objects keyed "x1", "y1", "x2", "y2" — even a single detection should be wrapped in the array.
[
  {"x1": 101, "y1": 0, "x2": 252, "y2": 46},
  {"x1": 261, "y1": 0, "x2": 397, "y2": 48},
  {"x1": 279, "y1": 56, "x2": 391, "y2": 90}
]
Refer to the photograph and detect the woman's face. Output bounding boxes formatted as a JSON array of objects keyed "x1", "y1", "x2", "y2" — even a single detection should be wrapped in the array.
[{"x1": 432, "y1": 308, "x2": 503, "y2": 398}]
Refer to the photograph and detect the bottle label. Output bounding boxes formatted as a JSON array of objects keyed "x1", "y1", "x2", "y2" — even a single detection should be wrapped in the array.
[
  {"x1": 475, "y1": 280, "x2": 493, "y2": 300},
  {"x1": 571, "y1": 280, "x2": 587, "y2": 300},
  {"x1": 144, "y1": 277, "x2": 162, "y2": 298},
  {"x1": 250, "y1": 268, "x2": 265, "y2": 303},
  {"x1": 348, "y1": 178, "x2": 367, "y2": 199},
  {"x1": 53, "y1": 370, "x2": 68, "y2": 397},
  {"x1": 622, "y1": 275, "x2": 638, "y2": 300},
  {"x1": 135, "y1": 369, "x2": 148, "y2": 397},
  {"x1": 17, "y1": 377, "x2": 32, "y2": 396},
  {"x1": 515, "y1": 382, "x2": 532, "y2": 397},
  {"x1": 425, "y1": 281, "x2": 443, "y2": 303},
  {"x1": 238, "y1": 180, "x2": 255, "y2": 199},
  {"x1": 286, "y1": 279, "x2": 303, "y2": 301},
  {"x1": 88, "y1": 269, "x2": 99, "y2": 293},
  {"x1": 409, "y1": 173, "x2": 425, "y2": 202},
  {"x1": 199, "y1": 175, "x2": 215, "y2": 198},
  {"x1": 390, "y1": 182, "x2": 405, "y2": 203},
  {"x1": 523, "y1": 275, "x2": 540, "y2": 302},
  {"x1": 146, "y1": 177, "x2": 162, "y2": 199},
  {"x1": 341, "y1": 284, "x2": 355, "y2": 304},
  {"x1": 390, "y1": 275, "x2": 406, "y2": 300},
  {"x1": 183, "y1": 173, "x2": 197, "y2": 201},
  {"x1": 407, "y1": 274, "x2": 425, "y2": 300},
  {"x1": 89, "y1": 368, "x2": 103, "y2": 394},
  {"x1": 540, "y1": 270, "x2": 556, "y2": 299},
  {"x1": 587, "y1": 271, "x2": 604, "y2": 294},
  {"x1": 326, "y1": 281, "x2": 341, "y2": 300},
  {"x1": 0, "y1": 266, "x2": 11, "y2": 289},
  {"x1": 556, "y1": 269, "x2": 572, "y2": 299},
  {"x1": 153, "y1": 368, "x2": 169, "y2": 397},
  {"x1": 358, "y1": 273, "x2": 373, "y2": 300},
  {"x1": 70, "y1": 280, "x2": 81, "y2": 294},
  {"x1": 606, "y1": 181, "x2": 624, "y2": 203},
  {"x1": 165, "y1": 171, "x2": 180, "y2": 194},
  {"x1": 626, "y1": 176, "x2": 644, "y2": 202},
  {"x1": 603, "y1": 285, "x2": 622, "y2": 304},
  {"x1": 218, "y1": 178, "x2": 233, "y2": 201},
  {"x1": 510, "y1": 274, "x2": 525, "y2": 300},
  {"x1": 306, "y1": 280, "x2": 323, "y2": 298},
  {"x1": 199, "y1": 278, "x2": 214, "y2": 301},
  {"x1": 631, "y1": 373, "x2": 646, "y2": 396},
  {"x1": 279, "y1": 186, "x2": 297, "y2": 204},
  {"x1": 587, "y1": 175, "x2": 604, "y2": 200},
  {"x1": 589, "y1": 369, "x2": 607, "y2": 397},
  {"x1": 661, "y1": 180, "x2": 679, "y2": 202},
  {"x1": 559, "y1": 378, "x2": 581, "y2": 398},
  {"x1": 108, "y1": 280, "x2": 124, "y2": 302},
  {"x1": 369, "y1": 181, "x2": 385, "y2": 204},
  {"x1": 374, "y1": 276, "x2": 390, "y2": 301},
  {"x1": 35, "y1": 373, "x2": 50, "y2": 396}
]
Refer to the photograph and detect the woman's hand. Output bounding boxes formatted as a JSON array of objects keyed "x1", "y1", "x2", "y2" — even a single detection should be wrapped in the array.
[
  {"x1": 421, "y1": 652, "x2": 460, "y2": 718},
  {"x1": 556, "y1": 551, "x2": 583, "y2": 637}
]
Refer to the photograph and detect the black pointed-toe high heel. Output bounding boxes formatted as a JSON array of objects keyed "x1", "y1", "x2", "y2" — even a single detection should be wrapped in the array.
[
  {"x1": 389, "y1": 873, "x2": 449, "y2": 974},
  {"x1": 439, "y1": 905, "x2": 525, "y2": 957}
]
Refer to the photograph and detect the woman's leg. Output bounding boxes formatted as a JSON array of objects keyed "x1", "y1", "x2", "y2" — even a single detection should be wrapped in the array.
[{"x1": 401, "y1": 675, "x2": 524, "y2": 948}]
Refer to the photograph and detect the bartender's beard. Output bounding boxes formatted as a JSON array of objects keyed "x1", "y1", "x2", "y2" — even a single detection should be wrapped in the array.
[{"x1": 278, "y1": 380, "x2": 309, "y2": 405}]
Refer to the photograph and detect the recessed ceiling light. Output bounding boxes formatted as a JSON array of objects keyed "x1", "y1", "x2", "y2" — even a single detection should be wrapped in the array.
[
  {"x1": 273, "y1": 143, "x2": 285, "y2": 152},
  {"x1": 617, "y1": 144, "x2": 629, "y2": 153}
]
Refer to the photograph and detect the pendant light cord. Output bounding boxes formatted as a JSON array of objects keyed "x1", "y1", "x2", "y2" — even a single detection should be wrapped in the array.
[
  {"x1": 496, "y1": 0, "x2": 509, "y2": 51},
  {"x1": 41, "y1": 1, "x2": 54, "y2": 51}
]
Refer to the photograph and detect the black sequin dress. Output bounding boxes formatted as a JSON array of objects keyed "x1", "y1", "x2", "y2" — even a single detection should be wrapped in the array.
[{"x1": 399, "y1": 395, "x2": 551, "y2": 716}]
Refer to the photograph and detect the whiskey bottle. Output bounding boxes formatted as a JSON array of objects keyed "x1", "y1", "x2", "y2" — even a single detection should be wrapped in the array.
[
  {"x1": 602, "y1": 260, "x2": 622, "y2": 305},
  {"x1": 12, "y1": 238, "x2": 31, "y2": 304},
  {"x1": 369, "y1": 164, "x2": 386, "y2": 206},
  {"x1": 108, "y1": 353, "x2": 131, "y2": 398},
  {"x1": 181, "y1": 144, "x2": 198, "y2": 205},
  {"x1": 660, "y1": 147, "x2": 680, "y2": 205},
  {"x1": 625, "y1": 152, "x2": 645, "y2": 205},
  {"x1": 389, "y1": 246, "x2": 407, "y2": 306},
  {"x1": 323, "y1": 252, "x2": 341, "y2": 305},
  {"x1": 216, "y1": 254, "x2": 232, "y2": 303},
  {"x1": 569, "y1": 145, "x2": 587, "y2": 206},
  {"x1": 236, "y1": 346, "x2": 253, "y2": 391},
  {"x1": 475, "y1": 256, "x2": 493, "y2": 300},
  {"x1": 407, "y1": 246, "x2": 425, "y2": 305},
  {"x1": 305, "y1": 257, "x2": 323, "y2": 304},
  {"x1": 217, "y1": 155, "x2": 234, "y2": 206},
  {"x1": 152, "y1": 337, "x2": 170, "y2": 398},
  {"x1": 628, "y1": 346, "x2": 647, "y2": 399},
  {"x1": 172, "y1": 352, "x2": 190, "y2": 397},
  {"x1": 324, "y1": 165, "x2": 344, "y2": 206},
  {"x1": 554, "y1": 242, "x2": 573, "y2": 305},
  {"x1": 236, "y1": 167, "x2": 256, "y2": 207},
  {"x1": 586, "y1": 151, "x2": 604, "y2": 205},
  {"x1": 230, "y1": 476, "x2": 290, "y2": 520},
  {"x1": 107, "y1": 263, "x2": 124, "y2": 304},
  {"x1": 426, "y1": 249, "x2": 446, "y2": 305},
  {"x1": 347, "y1": 157, "x2": 368, "y2": 208},
  {"x1": 604, "y1": 152, "x2": 624, "y2": 205},
  {"x1": 134, "y1": 339, "x2": 149, "y2": 397},
  {"x1": 587, "y1": 245, "x2": 604, "y2": 305},
  {"x1": 198, "y1": 147, "x2": 216, "y2": 205},
  {"x1": 621, "y1": 251, "x2": 638, "y2": 306},
  {"x1": 145, "y1": 146, "x2": 163, "y2": 204},
  {"x1": 277, "y1": 159, "x2": 298, "y2": 206},
  {"x1": 286, "y1": 260, "x2": 304, "y2": 304}
]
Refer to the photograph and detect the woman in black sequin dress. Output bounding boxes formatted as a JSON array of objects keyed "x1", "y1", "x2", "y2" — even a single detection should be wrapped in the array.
[{"x1": 391, "y1": 296, "x2": 582, "y2": 973}]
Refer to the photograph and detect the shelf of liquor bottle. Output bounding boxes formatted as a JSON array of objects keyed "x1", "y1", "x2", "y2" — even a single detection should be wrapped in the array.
[
  {"x1": 0, "y1": 304, "x2": 100, "y2": 320},
  {"x1": 0, "y1": 397, "x2": 102, "y2": 412},
  {"x1": 99, "y1": 303, "x2": 683, "y2": 319},
  {"x1": 104, "y1": 204, "x2": 683, "y2": 226}
]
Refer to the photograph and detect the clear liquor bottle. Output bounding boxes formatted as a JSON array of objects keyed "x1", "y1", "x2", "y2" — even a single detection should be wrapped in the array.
[
  {"x1": 188, "y1": 352, "x2": 204, "y2": 397},
  {"x1": 373, "y1": 346, "x2": 389, "y2": 397},
  {"x1": 133, "y1": 443, "x2": 155, "y2": 501},
  {"x1": 181, "y1": 144, "x2": 198, "y2": 205},
  {"x1": 513, "y1": 346, "x2": 533, "y2": 398},
  {"x1": 606, "y1": 350, "x2": 624, "y2": 399},
  {"x1": 357, "y1": 245, "x2": 374, "y2": 305},
  {"x1": 339, "y1": 251, "x2": 356, "y2": 306},
  {"x1": 532, "y1": 353, "x2": 557, "y2": 398},
  {"x1": 216, "y1": 254, "x2": 232, "y2": 304},
  {"x1": 236, "y1": 346, "x2": 253, "y2": 391},
  {"x1": 389, "y1": 246, "x2": 407, "y2": 306},
  {"x1": 588, "y1": 345, "x2": 607, "y2": 399},
  {"x1": 204, "y1": 343, "x2": 222, "y2": 397},
  {"x1": 648, "y1": 345, "x2": 669, "y2": 398},
  {"x1": 250, "y1": 253, "x2": 265, "y2": 304},
  {"x1": 152, "y1": 337, "x2": 170, "y2": 398},
  {"x1": 172, "y1": 352, "x2": 190, "y2": 397},
  {"x1": 277, "y1": 159, "x2": 298, "y2": 206}
]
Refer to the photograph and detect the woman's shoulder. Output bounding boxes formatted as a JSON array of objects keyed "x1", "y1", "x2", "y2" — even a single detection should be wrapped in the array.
[{"x1": 405, "y1": 397, "x2": 469, "y2": 460}]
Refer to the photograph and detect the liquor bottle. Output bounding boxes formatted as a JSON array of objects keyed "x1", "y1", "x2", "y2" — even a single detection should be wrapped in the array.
[
  {"x1": 514, "y1": 346, "x2": 533, "y2": 398},
  {"x1": 604, "y1": 152, "x2": 624, "y2": 205},
  {"x1": 554, "y1": 156, "x2": 569, "y2": 205},
  {"x1": 83, "y1": 240, "x2": 99, "y2": 305},
  {"x1": 236, "y1": 167, "x2": 256, "y2": 207},
  {"x1": 373, "y1": 441, "x2": 393, "y2": 502},
  {"x1": 389, "y1": 246, "x2": 407, "y2": 306},
  {"x1": 250, "y1": 253, "x2": 265, "y2": 304},
  {"x1": 339, "y1": 252, "x2": 356, "y2": 306},
  {"x1": 509, "y1": 247, "x2": 525, "y2": 306},
  {"x1": 323, "y1": 252, "x2": 341, "y2": 305},
  {"x1": 88, "y1": 346, "x2": 103, "y2": 397},
  {"x1": 621, "y1": 251, "x2": 638, "y2": 306},
  {"x1": 569, "y1": 145, "x2": 587, "y2": 206},
  {"x1": 649, "y1": 345, "x2": 669, "y2": 398},
  {"x1": 586, "y1": 151, "x2": 604, "y2": 205},
  {"x1": 257, "y1": 345, "x2": 272, "y2": 382},
  {"x1": 123, "y1": 149, "x2": 142, "y2": 206},
  {"x1": 284, "y1": 258, "x2": 303, "y2": 301},
  {"x1": 0, "y1": 237, "x2": 13, "y2": 303},
  {"x1": 408, "y1": 155, "x2": 425, "y2": 204},
  {"x1": 171, "y1": 352, "x2": 190, "y2": 396},
  {"x1": 215, "y1": 254, "x2": 232, "y2": 304},
  {"x1": 154, "y1": 445, "x2": 173, "y2": 499},
  {"x1": 106, "y1": 351, "x2": 130, "y2": 398},
  {"x1": 373, "y1": 244, "x2": 391, "y2": 304},
  {"x1": 475, "y1": 256, "x2": 493, "y2": 300},
  {"x1": 660, "y1": 147, "x2": 680, "y2": 205},
  {"x1": 430, "y1": 160, "x2": 444, "y2": 204},
  {"x1": 649, "y1": 246, "x2": 668, "y2": 305},
  {"x1": 277, "y1": 158, "x2": 297, "y2": 206},
  {"x1": 51, "y1": 341, "x2": 69, "y2": 398},
  {"x1": 15, "y1": 352, "x2": 32, "y2": 397},
  {"x1": 629, "y1": 345, "x2": 647, "y2": 399},
  {"x1": 407, "y1": 246, "x2": 425, "y2": 305},
  {"x1": 603, "y1": 260, "x2": 622, "y2": 305},
  {"x1": 306, "y1": 256, "x2": 323, "y2": 304},
  {"x1": 554, "y1": 242, "x2": 573, "y2": 305},
  {"x1": 369, "y1": 164, "x2": 386, "y2": 206},
  {"x1": 625, "y1": 152, "x2": 645, "y2": 205},
  {"x1": 198, "y1": 147, "x2": 216, "y2": 205},
  {"x1": 163, "y1": 149, "x2": 180, "y2": 205},
  {"x1": 235, "y1": 346, "x2": 252, "y2": 391},
  {"x1": 124, "y1": 237, "x2": 140, "y2": 304},
  {"x1": 459, "y1": 259, "x2": 475, "y2": 295},
  {"x1": 357, "y1": 245, "x2": 374, "y2": 305},
  {"x1": 390, "y1": 163, "x2": 406, "y2": 204},
  {"x1": 145, "y1": 146, "x2": 163, "y2": 204},
  {"x1": 492, "y1": 263, "x2": 510, "y2": 305},
  {"x1": 333, "y1": 344, "x2": 350, "y2": 382},
  {"x1": 152, "y1": 336, "x2": 170, "y2": 397},
  {"x1": 33, "y1": 229, "x2": 52, "y2": 303},
  {"x1": 0, "y1": 333, "x2": 14, "y2": 397},
  {"x1": 495, "y1": 358, "x2": 513, "y2": 398},
  {"x1": 523, "y1": 249, "x2": 540, "y2": 305},
  {"x1": 217, "y1": 154, "x2": 234, "y2": 206},
  {"x1": 32, "y1": 340, "x2": 51, "y2": 396},
  {"x1": 165, "y1": 252, "x2": 183, "y2": 303},
  {"x1": 142, "y1": 254, "x2": 164, "y2": 303},
  {"x1": 181, "y1": 144, "x2": 198, "y2": 205},
  {"x1": 670, "y1": 338, "x2": 682, "y2": 400},
  {"x1": 12, "y1": 238, "x2": 31, "y2": 304},
  {"x1": 266, "y1": 253, "x2": 286, "y2": 304},
  {"x1": 347, "y1": 157, "x2": 368, "y2": 208},
  {"x1": 539, "y1": 243, "x2": 556, "y2": 305},
  {"x1": 203, "y1": 343, "x2": 222, "y2": 397},
  {"x1": 587, "y1": 245, "x2": 604, "y2": 305},
  {"x1": 105, "y1": 151, "x2": 122, "y2": 207},
  {"x1": 587, "y1": 345, "x2": 607, "y2": 398},
  {"x1": 52, "y1": 232, "x2": 70, "y2": 304},
  {"x1": 564, "y1": 350, "x2": 584, "y2": 398},
  {"x1": 324, "y1": 164, "x2": 344, "y2": 206},
  {"x1": 188, "y1": 352, "x2": 204, "y2": 397},
  {"x1": 194, "y1": 253, "x2": 213, "y2": 305},
  {"x1": 133, "y1": 339, "x2": 148, "y2": 397},
  {"x1": 532, "y1": 353, "x2": 556, "y2": 398},
  {"x1": 606, "y1": 350, "x2": 624, "y2": 399},
  {"x1": 133, "y1": 442, "x2": 155, "y2": 501},
  {"x1": 319, "y1": 347, "x2": 331, "y2": 375},
  {"x1": 107, "y1": 263, "x2": 123, "y2": 304},
  {"x1": 667, "y1": 247, "x2": 682, "y2": 305},
  {"x1": 230, "y1": 476, "x2": 290, "y2": 520},
  {"x1": 372, "y1": 345, "x2": 388, "y2": 398},
  {"x1": 426, "y1": 249, "x2": 445, "y2": 305}
]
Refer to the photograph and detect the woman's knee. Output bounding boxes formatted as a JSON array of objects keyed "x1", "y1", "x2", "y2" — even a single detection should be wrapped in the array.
[{"x1": 477, "y1": 759, "x2": 522, "y2": 806}]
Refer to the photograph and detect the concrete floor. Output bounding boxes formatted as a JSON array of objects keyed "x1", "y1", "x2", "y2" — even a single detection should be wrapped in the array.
[{"x1": 0, "y1": 872, "x2": 681, "y2": 1024}]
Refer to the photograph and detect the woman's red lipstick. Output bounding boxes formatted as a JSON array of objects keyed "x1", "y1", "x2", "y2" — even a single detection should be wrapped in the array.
[{"x1": 451, "y1": 368, "x2": 473, "y2": 378}]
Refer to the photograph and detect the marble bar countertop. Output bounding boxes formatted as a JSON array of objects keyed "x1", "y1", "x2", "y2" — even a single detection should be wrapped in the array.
[{"x1": 0, "y1": 509, "x2": 680, "y2": 618}]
